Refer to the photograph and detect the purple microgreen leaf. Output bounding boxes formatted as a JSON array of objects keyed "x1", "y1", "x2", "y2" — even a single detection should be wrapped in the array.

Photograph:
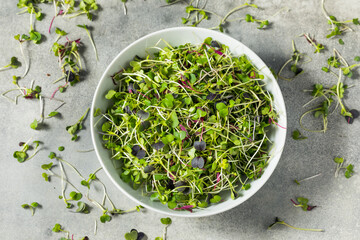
[
  {"x1": 128, "y1": 83, "x2": 137, "y2": 94},
  {"x1": 206, "y1": 93, "x2": 218, "y2": 100},
  {"x1": 144, "y1": 165, "x2": 155, "y2": 173},
  {"x1": 191, "y1": 156, "x2": 205, "y2": 168},
  {"x1": 136, "y1": 150, "x2": 146, "y2": 159},
  {"x1": 174, "y1": 181, "x2": 188, "y2": 193},
  {"x1": 210, "y1": 40, "x2": 221, "y2": 48},
  {"x1": 151, "y1": 141, "x2": 165, "y2": 150},
  {"x1": 194, "y1": 141, "x2": 206, "y2": 151},
  {"x1": 131, "y1": 145, "x2": 141, "y2": 156},
  {"x1": 137, "y1": 110, "x2": 149, "y2": 120}
]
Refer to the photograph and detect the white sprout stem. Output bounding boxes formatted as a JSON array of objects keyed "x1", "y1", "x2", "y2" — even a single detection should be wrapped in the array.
[
  {"x1": 56, "y1": 157, "x2": 86, "y2": 180},
  {"x1": 298, "y1": 173, "x2": 322, "y2": 183},
  {"x1": 123, "y1": 2, "x2": 127, "y2": 15},
  {"x1": 58, "y1": 161, "x2": 68, "y2": 205},
  {"x1": 94, "y1": 220, "x2": 97, "y2": 235},
  {"x1": 19, "y1": 42, "x2": 29, "y2": 79}
]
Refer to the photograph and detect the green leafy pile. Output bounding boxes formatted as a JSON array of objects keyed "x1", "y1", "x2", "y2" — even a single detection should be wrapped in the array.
[{"x1": 96, "y1": 37, "x2": 280, "y2": 211}]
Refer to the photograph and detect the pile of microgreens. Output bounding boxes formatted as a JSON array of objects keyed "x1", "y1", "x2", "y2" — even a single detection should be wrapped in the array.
[
  {"x1": 164, "y1": 0, "x2": 269, "y2": 32},
  {"x1": 44, "y1": 151, "x2": 143, "y2": 224},
  {"x1": 321, "y1": 0, "x2": 359, "y2": 39},
  {"x1": 95, "y1": 37, "x2": 280, "y2": 211},
  {"x1": 299, "y1": 50, "x2": 359, "y2": 133}
]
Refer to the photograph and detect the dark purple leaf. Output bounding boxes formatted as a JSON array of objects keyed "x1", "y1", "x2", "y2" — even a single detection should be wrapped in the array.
[
  {"x1": 345, "y1": 116, "x2": 354, "y2": 124},
  {"x1": 139, "y1": 121, "x2": 150, "y2": 131},
  {"x1": 137, "y1": 110, "x2": 149, "y2": 120},
  {"x1": 137, "y1": 232, "x2": 147, "y2": 240},
  {"x1": 151, "y1": 141, "x2": 164, "y2": 150},
  {"x1": 210, "y1": 40, "x2": 221, "y2": 48},
  {"x1": 166, "y1": 179, "x2": 175, "y2": 190},
  {"x1": 307, "y1": 205, "x2": 317, "y2": 211},
  {"x1": 350, "y1": 109, "x2": 359, "y2": 118},
  {"x1": 206, "y1": 93, "x2": 218, "y2": 100},
  {"x1": 136, "y1": 150, "x2": 146, "y2": 159},
  {"x1": 174, "y1": 181, "x2": 188, "y2": 193},
  {"x1": 144, "y1": 165, "x2": 155, "y2": 173},
  {"x1": 131, "y1": 145, "x2": 141, "y2": 156},
  {"x1": 243, "y1": 93, "x2": 251, "y2": 99},
  {"x1": 194, "y1": 141, "x2": 206, "y2": 151},
  {"x1": 191, "y1": 156, "x2": 204, "y2": 168},
  {"x1": 65, "y1": 70, "x2": 75, "y2": 82}
]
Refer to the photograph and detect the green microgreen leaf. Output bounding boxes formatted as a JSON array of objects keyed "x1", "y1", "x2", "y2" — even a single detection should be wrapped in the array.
[
  {"x1": 160, "y1": 217, "x2": 172, "y2": 225},
  {"x1": 292, "y1": 129, "x2": 307, "y2": 140}
]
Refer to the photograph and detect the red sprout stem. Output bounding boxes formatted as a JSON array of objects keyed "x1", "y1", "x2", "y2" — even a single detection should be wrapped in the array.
[
  {"x1": 49, "y1": 10, "x2": 64, "y2": 34},
  {"x1": 51, "y1": 82, "x2": 68, "y2": 99},
  {"x1": 270, "y1": 117, "x2": 287, "y2": 129},
  {"x1": 138, "y1": 91, "x2": 150, "y2": 100},
  {"x1": 214, "y1": 172, "x2": 221, "y2": 190},
  {"x1": 290, "y1": 199, "x2": 298, "y2": 205}
]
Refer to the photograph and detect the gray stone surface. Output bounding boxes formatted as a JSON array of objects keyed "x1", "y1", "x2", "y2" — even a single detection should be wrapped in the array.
[{"x1": 1, "y1": 0, "x2": 359, "y2": 239}]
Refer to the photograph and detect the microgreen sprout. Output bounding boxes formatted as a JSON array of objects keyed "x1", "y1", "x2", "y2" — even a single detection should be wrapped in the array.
[
  {"x1": 121, "y1": 0, "x2": 128, "y2": 15},
  {"x1": 292, "y1": 129, "x2": 307, "y2": 140},
  {"x1": 323, "y1": 49, "x2": 360, "y2": 79},
  {"x1": 334, "y1": 157, "x2": 354, "y2": 178},
  {"x1": 159, "y1": 218, "x2": 172, "y2": 240},
  {"x1": 68, "y1": 0, "x2": 99, "y2": 20},
  {"x1": 290, "y1": 197, "x2": 316, "y2": 211},
  {"x1": 66, "y1": 108, "x2": 89, "y2": 141},
  {"x1": 13, "y1": 34, "x2": 30, "y2": 78},
  {"x1": 21, "y1": 202, "x2": 40, "y2": 216},
  {"x1": 0, "y1": 57, "x2": 21, "y2": 71},
  {"x1": 76, "y1": 201, "x2": 90, "y2": 214},
  {"x1": 294, "y1": 173, "x2": 322, "y2": 185},
  {"x1": 54, "y1": 27, "x2": 68, "y2": 43},
  {"x1": 77, "y1": 24, "x2": 98, "y2": 61},
  {"x1": 300, "y1": 65, "x2": 351, "y2": 132},
  {"x1": 101, "y1": 38, "x2": 279, "y2": 210},
  {"x1": 51, "y1": 37, "x2": 83, "y2": 96},
  {"x1": 268, "y1": 217, "x2": 325, "y2": 232},
  {"x1": 302, "y1": 33, "x2": 325, "y2": 53},
  {"x1": 278, "y1": 40, "x2": 310, "y2": 81},
  {"x1": 44, "y1": 154, "x2": 143, "y2": 222},
  {"x1": 124, "y1": 229, "x2": 147, "y2": 240},
  {"x1": 13, "y1": 138, "x2": 41, "y2": 163},
  {"x1": 321, "y1": 0, "x2": 359, "y2": 38},
  {"x1": 52, "y1": 223, "x2": 70, "y2": 239},
  {"x1": 244, "y1": 14, "x2": 269, "y2": 29},
  {"x1": 215, "y1": 2, "x2": 259, "y2": 32}
]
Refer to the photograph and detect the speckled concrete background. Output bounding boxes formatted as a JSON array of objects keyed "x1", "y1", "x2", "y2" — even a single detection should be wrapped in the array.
[{"x1": 0, "y1": 0, "x2": 359, "y2": 239}]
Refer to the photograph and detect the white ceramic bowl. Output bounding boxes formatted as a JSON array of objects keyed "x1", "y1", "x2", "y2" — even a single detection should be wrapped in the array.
[{"x1": 90, "y1": 27, "x2": 287, "y2": 217}]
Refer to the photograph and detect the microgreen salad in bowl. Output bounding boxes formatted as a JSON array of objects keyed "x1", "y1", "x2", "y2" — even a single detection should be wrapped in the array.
[{"x1": 91, "y1": 27, "x2": 286, "y2": 217}]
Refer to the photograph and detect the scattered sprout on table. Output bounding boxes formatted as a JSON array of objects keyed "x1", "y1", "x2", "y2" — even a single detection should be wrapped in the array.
[
  {"x1": 21, "y1": 202, "x2": 40, "y2": 216},
  {"x1": 268, "y1": 217, "x2": 325, "y2": 232}
]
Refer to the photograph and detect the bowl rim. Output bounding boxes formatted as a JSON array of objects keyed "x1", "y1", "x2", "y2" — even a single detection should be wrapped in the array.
[{"x1": 90, "y1": 26, "x2": 287, "y2": 218}]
